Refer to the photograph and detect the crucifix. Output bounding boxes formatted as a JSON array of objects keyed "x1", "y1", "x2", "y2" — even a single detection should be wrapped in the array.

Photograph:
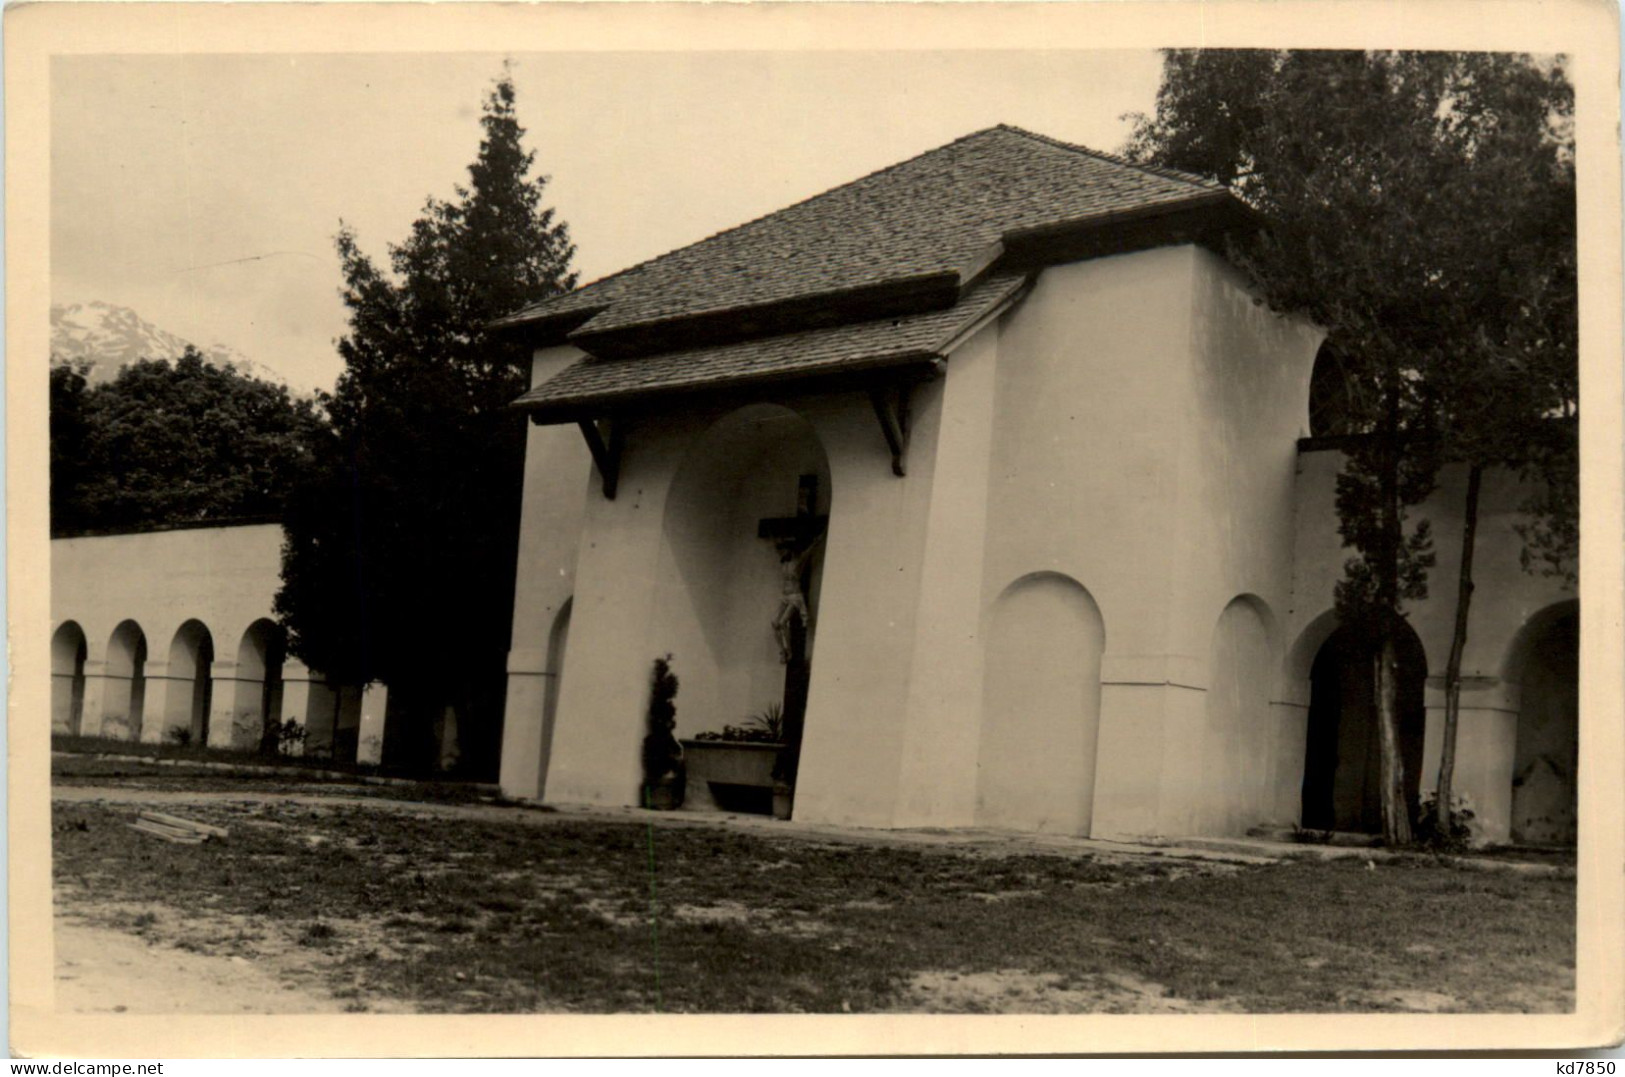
[
  {"x1": 757, "y1": 473, "x2": 826, "y2": 796},
  {"x1": 757, "y1": 474, "x2": 828, "y2": 665}
]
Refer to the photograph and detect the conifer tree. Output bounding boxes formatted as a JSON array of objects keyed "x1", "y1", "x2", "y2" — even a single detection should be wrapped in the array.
[{"x1": 275, "y1": 70, "x2": 577, "y2": 775}]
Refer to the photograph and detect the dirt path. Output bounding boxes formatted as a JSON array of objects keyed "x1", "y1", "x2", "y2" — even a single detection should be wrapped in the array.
[{"x1": 55, "y1": 918, "x2": 339, "y2": 1014}]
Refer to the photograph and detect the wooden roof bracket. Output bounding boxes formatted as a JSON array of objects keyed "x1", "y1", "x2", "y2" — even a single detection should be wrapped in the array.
[
  {"x1": 869, "y1": 385, "x2": 912, "y2": 477},
  {"x1": 576, "y1": 418, "x2": 624, "y2": 499}
]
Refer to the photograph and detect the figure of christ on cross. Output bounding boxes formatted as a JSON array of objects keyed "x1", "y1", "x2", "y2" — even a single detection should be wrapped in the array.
[
  {"x1": 758, "y1": 473, "x2": 828, "y2": 666},
  {"x1": 771, "y1": 533, "x2": 824, "y2": 664}
]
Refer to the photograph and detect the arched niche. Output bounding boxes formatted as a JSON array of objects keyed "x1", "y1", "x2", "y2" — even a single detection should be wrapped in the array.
[
  {"x1": 103, "y1": 620, "x2": 148, "y2": 741},
  {"x1": 235, "y1": 619, "x2": 287, "y2": 753},
  {"x1": 166, "y1": 620, "x2": 216, "y2": 745},
  {"x1": 649, "y1": 403, "x2": 832, "y2": 743},
  {"x1": 977, "y1": 572, "x2": 1106, "y2": 835},
  {"x1": 1197, "y1": 596, "x2": 1276, "y2": 835},
  {"x1": 1301, "y1": 619, "x2": 1427, "y2": 833},
  {"x1": 1504, "y1": 601, "x2": 1578, "y2": 845},
  {"x1": 52, "y1": 621, "x2": 88, "y2": 736}
]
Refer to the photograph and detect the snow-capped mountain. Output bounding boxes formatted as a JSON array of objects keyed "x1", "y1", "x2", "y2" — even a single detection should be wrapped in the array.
[{"x1": 50, "y1": 301, "x2": 288, "y2": 387}]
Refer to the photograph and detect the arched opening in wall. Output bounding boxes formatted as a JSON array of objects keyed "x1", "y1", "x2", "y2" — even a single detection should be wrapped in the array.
[
  {"x1": 650, "y1": 403, "x2": 831, "y2": 817},
  {"x1": 52, "y1": 621, "x2": 88, "y2": 736},
  {"x1": 103, "y1": 620, "x2": 148, "y2": 741},
  {"x1": 236, "y1": 619, "x2": 287, "y2": 754},
  {"x1": 1301, "y1": 621, "x2": 1427, "y2": 833},
  {"x1": 1307, "y1": 342, "x2": 1365, "y2": 438},
  {"x1": 977, "y1": 573, "x2": 1105, "y2": 835},
  {"x1": 166, "y1": 620, "x2": 215, "y2": 745},
  {"x1": 1506, "y1": 602, "x2": 1578, "y2": 846},
  {"x1": 1197, "y1": 597, "x2": 1275, "y2": 837},
  {"x1": 537, "y1": 598, "x2": 573, "y2": 800}
]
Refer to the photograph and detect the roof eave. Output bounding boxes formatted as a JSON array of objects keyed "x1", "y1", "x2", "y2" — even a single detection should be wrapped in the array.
[
  {"x1": 511, "y1": 352, "x2": 946, "y2": 426},
  {"x1": 486, "y1": 303, "x2": 607, "y2": 346},
  {"x1": 564, "y1": 270, "x2": 965, "y2": 360},
  {"x1": 1000, "y1": 191, "x2": 1254, "y2": 268}
]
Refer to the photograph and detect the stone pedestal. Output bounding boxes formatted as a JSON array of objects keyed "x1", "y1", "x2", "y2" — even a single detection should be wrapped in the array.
[
  {"x1": 205, "y1": 661, "x2": 248, "y2": 749},
  {"x1": 52, "y1": 672, "x2": 86, "y2": 735},
  {"x1": 1090, "y1": 671, "x2": 1183, "y2": 840},
  {"x1": 279, "y1": 661, "x2": 338, "y2": 757},
  {"x1": 1266, "y1": 678, "x2": 1313, "y2": 826},
  {"x1": 137, "y1": 662, "x2": 177, "y2": 743},
  {"x1": 499, "y1": 649, "x2": 552, "y2": 799},
  {"x1": 1420, "y1": 677, "x2": 1519, "y2": 844},
  {"x1": 356, "y1": 682, "x2": 390, "y2": 766},
  {"x1": 76, "y1": 660, "x2": 109, "y2": 738}
]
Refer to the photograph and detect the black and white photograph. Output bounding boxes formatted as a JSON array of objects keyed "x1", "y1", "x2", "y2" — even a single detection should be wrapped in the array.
[{"x1": 9, "y1": 0, "x2": 1623, "y2": 1059}]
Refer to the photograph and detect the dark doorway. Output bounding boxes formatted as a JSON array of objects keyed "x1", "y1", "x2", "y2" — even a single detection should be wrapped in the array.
[
  {"x1": 1301, "y1": 623, "x2": 1427, "y2": 833},
  {"x1": 1511, "y1": 609, "x2": 1578, "y2": 845}
]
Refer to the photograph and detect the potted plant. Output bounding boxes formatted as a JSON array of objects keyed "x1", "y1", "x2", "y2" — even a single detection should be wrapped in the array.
[
  {"x1": 683, "y1": 703, "x2": 786, "y2": 814},
  {"x1": 640, "y1": 655, "x2": 686, "y2": 810}
]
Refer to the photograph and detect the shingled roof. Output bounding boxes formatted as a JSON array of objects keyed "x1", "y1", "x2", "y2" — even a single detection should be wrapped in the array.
[
  {"x1": 505, "y1": 124, "x2": 1244, "y2": 420},
  {"x1": 511, "y1": 272, "x2": 1030, "y2": 422}
]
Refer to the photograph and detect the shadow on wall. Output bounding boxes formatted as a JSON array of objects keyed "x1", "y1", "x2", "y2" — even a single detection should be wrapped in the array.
[{"x1": 1509, "y1": 604, "x2": 1578, "y2": 846}]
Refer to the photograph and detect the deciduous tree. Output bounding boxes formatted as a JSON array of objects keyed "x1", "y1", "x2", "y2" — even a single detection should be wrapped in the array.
[
  {"x1": 49, "y1": 350, "x2": 326, "y2": 535},
  {"x1": 1127, "y1": 50, "x2": 1576, "y2": 844}
]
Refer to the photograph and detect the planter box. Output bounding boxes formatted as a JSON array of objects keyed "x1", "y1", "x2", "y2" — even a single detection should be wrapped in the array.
[{"x1": 681, "y1": 739, "x2": 783, "y2": 814}]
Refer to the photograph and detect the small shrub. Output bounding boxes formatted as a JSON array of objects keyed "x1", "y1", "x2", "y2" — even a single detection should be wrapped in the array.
[
  {"x1": 1415, "y1": 790, "x2": 1477, "y2": 852},
  {"x1": 277, "y1": 718, "x2": 308, "y2": 756},
  {"x1": 165, "y1": 726, "x2": 193, "y2": 748},
  {"x1": 641, "y1": 654, "x2": 686, "y2": 808}
]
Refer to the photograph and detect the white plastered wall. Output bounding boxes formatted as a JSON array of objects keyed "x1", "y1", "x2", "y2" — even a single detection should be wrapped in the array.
[
  {"x1": 1287, "y1": 452, "x2": 1577, "y2": 843},
  {"x1": 50, "y1": 523, "x2": 291, "y2": 747},
  {"x1": 974, "y1": 245, "x2": 1320, "y2": 840},
  {"x1": 498, "y1": 345, "x2": 592, "y2": 799}
]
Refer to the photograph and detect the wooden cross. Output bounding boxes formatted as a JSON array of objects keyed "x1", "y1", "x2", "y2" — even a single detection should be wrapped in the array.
[{"x1": 756, "y1": 473, "x2": 827, "y2": 552}]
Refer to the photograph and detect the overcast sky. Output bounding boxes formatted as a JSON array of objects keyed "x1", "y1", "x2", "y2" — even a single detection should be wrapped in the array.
[{"x1": 52, "y1": 50, "x2": 1166, "y2": 391}]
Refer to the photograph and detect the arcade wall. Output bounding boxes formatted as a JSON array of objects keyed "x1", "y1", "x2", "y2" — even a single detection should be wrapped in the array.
[{"x1": 50, "y1": 523, "x2": 385, "y2": 761}]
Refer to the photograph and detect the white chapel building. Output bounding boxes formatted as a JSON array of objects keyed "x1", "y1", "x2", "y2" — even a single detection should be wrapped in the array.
[{"x1": 486, "y1": 125, "x2": 1575, "y2": 846}]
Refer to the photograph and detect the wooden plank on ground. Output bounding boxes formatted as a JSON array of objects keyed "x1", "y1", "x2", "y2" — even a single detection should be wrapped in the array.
[
  {"x1": 127, "y1": 821, "x2": 206, "y2": 845},
  {"x1": 138, "y1": 810, "x2": 230, "y2": 839}
]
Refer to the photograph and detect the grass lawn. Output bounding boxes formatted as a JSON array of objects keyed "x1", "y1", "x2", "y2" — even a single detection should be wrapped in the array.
[
  {"x1": 51, "y1": 734, "x2": 497, "y2": 784},
  {"x1": 52, "y1": 794, "x2": 1575, "y2": 1015},
  {"x1": 51, "y1": 753, "x2": 494, "y2": 803}
]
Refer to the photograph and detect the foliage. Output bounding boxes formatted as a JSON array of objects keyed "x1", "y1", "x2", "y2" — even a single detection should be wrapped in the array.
[
  {"x1": 276, "y1": 718, "x2": 309, "y2": 757},
  {"x1": 1126, "y1": 50, "x2": 1576, "y2": 585},
  {"x1": 693, "y1": 703, "x2": 787, "y2": 745},
  {"x1": 1414, "y1": 791, "x2": 1478, "y2": 853},
  {"x1": 1127, "y1": 50, "x2": 1576, "y2": 843},
  {"x1": 274, "y1": 70, "x2": 577, "y2": 774},
  {"x1": 641, "y1": 655, "x2": 686, "y2": 804},
  {"x1": 165, "y1": 727, "x2": 193, "y2": 748},
  {"x1": 50, "y1": 350, "x2": 326, "y2": 535},
  {"x1": 1516, "y1": 419, "x2": 1579, "y2": 587}
]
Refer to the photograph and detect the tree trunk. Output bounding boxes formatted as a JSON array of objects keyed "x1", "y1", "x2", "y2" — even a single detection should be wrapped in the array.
[
  {"x1": 1436, "y1": 464, "x2": 1483, "y2": 831},
  {"x1": 1375, "y1": 635, "x2": 1413, "y2": 846},
  {"x1": 1375, "y1": 371, "x2": 1412, "y2": 846}
]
